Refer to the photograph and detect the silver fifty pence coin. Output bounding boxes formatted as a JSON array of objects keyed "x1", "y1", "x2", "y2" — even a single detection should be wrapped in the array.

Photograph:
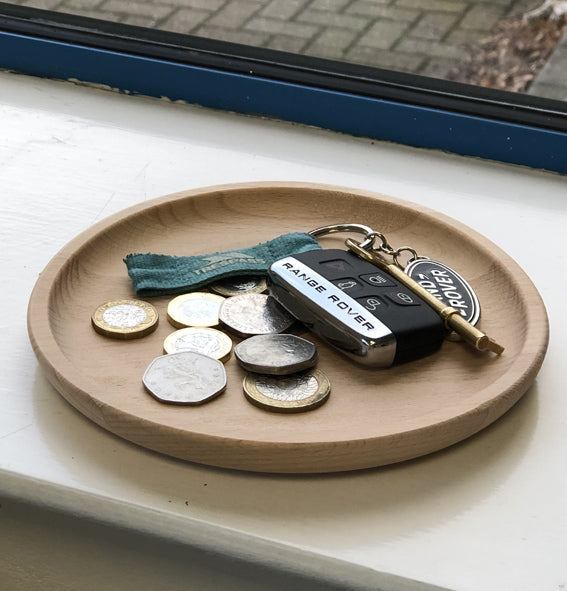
[
  {"x1": 234, "y1": 334, "x2": 317, "y2": 375},
  {"x1": 143, "y1": 351, "x2": 226, "y2": 405},
  {"x1": 219, "y1": 293, "x2": 295, "y2": 338}
]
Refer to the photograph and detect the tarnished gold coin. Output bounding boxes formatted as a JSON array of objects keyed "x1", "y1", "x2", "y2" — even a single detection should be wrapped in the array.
[
  {"x1": 91, "y1": 299, "x2": 158, "y2": 339},
  {"x1": 163, "y1": 327, "x2": 232, "y2": 362},
  {"x1": 243, "y1": 369, "x2": 330, "y2": 413},
  {"x1": 167, "y1": 292, "x2": 225, "y2": 328},
  {"x1": 209, "y1": 275, "x2": 267, "y2": 297}
]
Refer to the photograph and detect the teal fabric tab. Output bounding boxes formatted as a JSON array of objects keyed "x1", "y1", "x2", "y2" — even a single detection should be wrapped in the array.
[{"x1": 124, "y1": 232, "x2": 321, "y2": 296}]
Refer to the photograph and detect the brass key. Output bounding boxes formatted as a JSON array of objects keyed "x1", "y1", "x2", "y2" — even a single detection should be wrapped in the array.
[{"x1": 346, "y1": 238, "x2": 504, "y2": 355}]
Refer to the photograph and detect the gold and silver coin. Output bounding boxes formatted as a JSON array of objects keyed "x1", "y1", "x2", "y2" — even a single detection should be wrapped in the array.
[
  {"x1": 91, "y1": 298, "x2": 158, "y2": 339},
  {"x1": 167, "y1": 292, "x2": 225, "y2": 329},
  {"x1": 143, "y1": 351, "x2": 227, "y2": 405},
  {"x1": 209, "y1": 275, "x2": 267, "y2": 297},
  {"x1": 234, "y1": 334, "x2": 317, "y2": 375},
  {"x1": 243, "y1": 369, "x2": 330, "y2": 413},
  {"x1": 219, "y1": 293, "x2": 295, "y2": 338},
  {"x1": 163, "y1": 327, "x2": 232, "y2": 362}
]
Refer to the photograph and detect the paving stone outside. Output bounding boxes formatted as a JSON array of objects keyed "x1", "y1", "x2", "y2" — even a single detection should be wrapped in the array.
[
  {"x1": 459, "y1": 4, "x2": 507, "y2": 30},
  {"x1": 346, "y1": 2, "x2": 420, "y2": 21},
  {"x1": 173, "y1": 0, "x2": 226, "y2": 9},
  {"x1": 99, "y1": 1, "x2": 173, "y2": 21},
  {"x1": 304, "y1": 27, "x2": 359, "y2": 59},
  {"x1": 357, "y1": 19, "x2": 412, "y2": 51},
  {"x1": 411, "y1": 12, "x2": 461, "y2": 40},
  {"x1": 266, "y1": 33, "x2": 310, "y2": 52},
  {"x1": 63, "y1": 0, "x2": 105, "y2": 8},
  {"x1": 260, "y1": 0, "x2": 310, "y2": 20},
  {"x1": 394, "y1": 0, "x2": 467, "y2": 13},
  {"x1": 9, "y1": 0, "x2": 565, "y2": 96},
  {"x1": 296, "y1": 9, "x2": 369, "y2": 30},
  {"x1": 160, "y1": 8, "x2": 210, "y2": 33},
  {"x1": 19, "y1": 0, "x2": 64, "y2": 9},
  {"x1": 245, "y1": 15, "x2": 320, "y2": 37},
  {"x1": 206, "y1": 1, "x2": 264, "y2": 29}
]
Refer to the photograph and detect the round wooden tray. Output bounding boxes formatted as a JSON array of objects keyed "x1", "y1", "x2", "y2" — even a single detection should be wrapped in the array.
[{"x1": 28, "y1": 182, "x2": 549, "y2": 473}]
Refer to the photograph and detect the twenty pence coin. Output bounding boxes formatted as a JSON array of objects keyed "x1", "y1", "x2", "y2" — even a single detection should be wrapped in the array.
[
  {"x1": 209, "y1": 275, "x2": 267, "y2": 297},
  {"x1": 219, "y1": 293, "x2": 295, "y2": 338},
  {"x1": 143, "y1": 351, "x2": 226, "y2": 405},
  {"x1": 243, "y1": 369, "x2": 330, "y2": 413},
  {"x1": 234, "y1": 334, "x2": 317, "y2": 375},
  {"x1": 163, "y1": 327, "x2": 232, "y2": 362},
  {"x1": 92, "y1": 299, "x2": 158, "y2": 339},
  {"x1": 167, "y1": 292, "x2": 225, "y2": 328}
]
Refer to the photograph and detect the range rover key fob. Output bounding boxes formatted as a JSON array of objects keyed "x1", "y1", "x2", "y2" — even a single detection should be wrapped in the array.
[{"x1": 268, "y1": 249, "x2": 445, "y2": 367}]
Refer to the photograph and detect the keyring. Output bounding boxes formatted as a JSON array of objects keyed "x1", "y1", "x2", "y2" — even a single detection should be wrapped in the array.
[{"x1": 308, "y1": 224, "x2": 376, "y2": 249}]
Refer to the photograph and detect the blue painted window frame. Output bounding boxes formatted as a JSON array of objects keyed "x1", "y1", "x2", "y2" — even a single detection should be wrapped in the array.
[{"x1": 1, "y1": 3, "x2": 566, "y2": 173}]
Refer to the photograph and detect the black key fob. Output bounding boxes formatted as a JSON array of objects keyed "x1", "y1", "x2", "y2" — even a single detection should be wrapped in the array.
[{"x1": 268, "y1": 249, "x2": 445, "y2": 367}]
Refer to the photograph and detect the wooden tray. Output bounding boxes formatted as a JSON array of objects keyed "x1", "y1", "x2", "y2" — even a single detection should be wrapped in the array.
[{"x1": 27, "y1": 182, "x2": 549, "y2": 473}]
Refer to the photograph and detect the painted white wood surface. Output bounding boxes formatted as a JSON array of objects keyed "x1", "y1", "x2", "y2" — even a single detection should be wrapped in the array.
[{"x1": 1, "y1": 69, "x2": 566, "y2": 591}]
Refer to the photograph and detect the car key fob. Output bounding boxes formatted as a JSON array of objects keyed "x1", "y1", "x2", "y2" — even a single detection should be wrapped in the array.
[{"x1": 268, "y1": 249, "x2": 446, "y2": 367}]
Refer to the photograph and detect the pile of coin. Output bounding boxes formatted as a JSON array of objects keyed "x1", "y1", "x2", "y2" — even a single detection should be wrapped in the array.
[
  {"x1": 233, "y1": 333, "x2": 328, "y2": 412},
  {"x1": 91, "y1": 274, "x2": 330, "y2": 412}
]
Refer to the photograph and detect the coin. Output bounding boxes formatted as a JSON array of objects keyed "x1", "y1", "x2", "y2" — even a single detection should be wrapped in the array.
[
  {"x1": 143, "y1": 351, "x2": 226, "y2": 405},
  {"x1": 209, "y1": 275, "x2": 267, "y2": 297},
  {"x1": 163, "y1": 327, "x2": 232, "y2": 362},
  {"x1": 234, "y1": 334, "x2": 317, "y2": 375},
  {"x1": 219, "y1": 293, "x2": 295, "y2": 337},
  {"x1": 167, "y1": 292, "x2": 225, "y2": 328},
  {"x1": 243, "y1": 369, "x2": 330, "y2": 413},
  {"x1": 91, "y1": 299, "x2": 158, "y2": 339}
]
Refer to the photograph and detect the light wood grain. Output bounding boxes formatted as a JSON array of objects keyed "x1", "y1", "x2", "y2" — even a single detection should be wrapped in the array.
[{"x1": 27, "y1": 182, "x2": 549, "y2": 473}]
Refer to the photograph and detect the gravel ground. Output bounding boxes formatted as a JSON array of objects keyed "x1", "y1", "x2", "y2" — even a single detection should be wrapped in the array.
[{"x1": 448, "y1": 14, "x2": 567, "y2": 92}]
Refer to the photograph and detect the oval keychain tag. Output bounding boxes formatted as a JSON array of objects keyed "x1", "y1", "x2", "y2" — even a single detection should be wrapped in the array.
[{"x1": 405, "y1": 258, "x2": 481, "y2": 326}]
